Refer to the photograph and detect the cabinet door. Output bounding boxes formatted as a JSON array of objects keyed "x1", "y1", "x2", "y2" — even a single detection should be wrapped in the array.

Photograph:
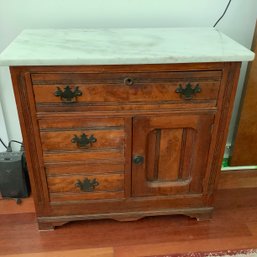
[{"x1": 132, "y1": 114, "x2": 214, "y2": 197}]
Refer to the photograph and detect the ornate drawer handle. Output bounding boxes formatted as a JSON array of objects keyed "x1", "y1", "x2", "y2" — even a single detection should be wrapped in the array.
[
  {"x1": 124, "y1": 77, "x2": 134, "y2": 86},
  {"x1": 175, "y1": 83, "x2": 201, "y2": 100},
  {"x1": 54, "y1": 86, "x2": 82, "y2": 102},
  {"x1": 71, "y1": 133, "x2": 97, "y2": 148},
  {"x1": 75, "y1": 178, "x2": 99, "y2": 192}
]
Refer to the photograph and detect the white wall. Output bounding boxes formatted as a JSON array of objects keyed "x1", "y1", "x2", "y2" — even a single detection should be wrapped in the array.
[
  {"x1": 0, "y1": 100, "x2": 8, "y2": 151},
  {"x1": 0, "y1": 0, "x2": 256, "y2": 147}
]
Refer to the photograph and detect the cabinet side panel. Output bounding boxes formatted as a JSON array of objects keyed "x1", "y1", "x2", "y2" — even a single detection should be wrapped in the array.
[
  {"x1": 203, "y1": 62, "x2": 241, "y2": 199},
  {"x1": 9, "y1": 67, "x2": 50, "y2": 215}
]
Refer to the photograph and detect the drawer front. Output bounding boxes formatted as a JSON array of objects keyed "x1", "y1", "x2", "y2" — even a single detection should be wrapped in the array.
[
  {"x1": 38, "y1": 117, "x2": 125, "y2": 163},
  {"x1": 40, "y1": 128, "x2": 124, "y2": 151},
  {"x1": 45, "y1": 162, "x2": 124, "y2": 176},
  {"x1": 47, "y1": 173, "x2": 124, "y2": 202},
  {"x1": 31, "y1": 70, "x2": 222, "y2": 111},
  {"x1": 39, "y1": 117, "x2": 127, "y2": 202},
  {"x1": 43, "y1": 151, "x2": 124, "y2": 163}
]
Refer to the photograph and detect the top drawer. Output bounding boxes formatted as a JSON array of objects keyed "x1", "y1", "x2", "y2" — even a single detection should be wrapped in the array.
[{"x1": 31, "y1": 70, "x2": 222, "y2": 112}]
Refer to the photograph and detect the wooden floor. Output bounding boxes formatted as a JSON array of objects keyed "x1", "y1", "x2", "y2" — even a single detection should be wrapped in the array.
[{"x1": 1, "y1": 187, "x2": 257, "y2": 257}]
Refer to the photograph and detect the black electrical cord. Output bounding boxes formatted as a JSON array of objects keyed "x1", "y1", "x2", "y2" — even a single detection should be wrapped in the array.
[
  {"x1": 8, "y1": 140, "x2": 23, "y2": 146},
  {"x1": 213, "y1": 0, "x2": 232, "y2": 27},
  {"x1": 0, "y1": 138, "x2": 23, "y2": 152},
  {"x1": 0, "y1": 137, "x2": 7, "y2": 149},
  {"x1": 6, "y1": 140, "x2": 23, "y2": 152}
]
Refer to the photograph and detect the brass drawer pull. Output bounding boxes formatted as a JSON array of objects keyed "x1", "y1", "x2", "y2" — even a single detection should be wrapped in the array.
[
  {"x1": 124, "y1": 77, "x2": 134, "y2": 86},
  {"x1": 75, "y1": 178, "x2": 99, "y2": 192},
  {"x1": 175, "y1": 83, "x2": 201, "y2": 100},
  {"x1": 54, "y1": 86, "x2": 82, "y2": 102},
  {"x1": 71, "y1": 133, "x2": 97, "y2": 148}
]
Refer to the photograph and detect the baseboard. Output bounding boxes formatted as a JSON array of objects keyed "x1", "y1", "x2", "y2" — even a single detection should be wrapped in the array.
[{"x1": 218, "y1": 169, "x2": 257, "y2": 189}]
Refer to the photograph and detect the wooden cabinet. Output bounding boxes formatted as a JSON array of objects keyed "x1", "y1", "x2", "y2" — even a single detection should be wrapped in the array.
[
  {"x1": 1, "y1": 28, "x2": 253, "y2": 231},
  {"x1": 10, "y1": 62, "x2": 241, "y2": 230}
]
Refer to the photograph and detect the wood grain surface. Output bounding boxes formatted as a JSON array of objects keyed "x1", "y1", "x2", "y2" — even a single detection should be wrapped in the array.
[
  {"x1": 132, "y1": 114, "x2": 214, "y2": 196},
  {"x1": 9, "y1": 62, "x2": 240, "y2": 230},
  {"x1": 231, "y1": 22, "x2": 257, "y2": 166},
  {"x1": 0, "y1": 187, "x2": 257, "y2": 257},
  {"x1": 32, "y1": 70, "x2": 221, "y2": 106}
]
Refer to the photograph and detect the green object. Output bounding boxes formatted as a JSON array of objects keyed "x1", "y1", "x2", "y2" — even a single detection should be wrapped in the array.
[
  {"x1": 221, "y1": 157, "x2": 257, "y2": 171},
  {"x1": 222, "y1": 158, "x2": 229, "y2": 168}
]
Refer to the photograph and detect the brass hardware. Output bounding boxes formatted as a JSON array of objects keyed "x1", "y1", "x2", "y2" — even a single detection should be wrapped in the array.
[
  {"x1": 124, "y1": 77, "x2": 134, "y2": 86},
  {"x1": 54, "y1": 86, "x2": 82, "y2": 102},
  {"x1": 75, "y1": 178, "x2": 99, "y2": 192},
  {"x1": 71, "y1": 133, "x2": 97, "y2": 148},
  {"x1": 175, "y1": 83, "x2": 201, "y2": 100},
  {"x1": 133, "y1": 155, "x2": 144, "y2": 165}
]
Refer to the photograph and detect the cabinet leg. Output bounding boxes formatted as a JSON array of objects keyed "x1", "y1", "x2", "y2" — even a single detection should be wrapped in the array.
[
  {"x1": 188, "y1": 210, "x2": 213, "y2": 221},
  {"x1": 38, "y1": 222, "x2": 55, "y2": 231}
]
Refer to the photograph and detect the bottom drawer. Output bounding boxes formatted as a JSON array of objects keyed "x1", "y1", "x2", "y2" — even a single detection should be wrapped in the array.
[{"x1": 47, "y1": 173, "x2": 124, "y2": 202}]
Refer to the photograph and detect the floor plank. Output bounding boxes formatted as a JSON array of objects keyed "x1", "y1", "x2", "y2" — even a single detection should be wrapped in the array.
[
  {"x1": 0, "y1": 196, "x2": 35, "y2": 214},
  {"x1": 114, "y1": 237, "x2": 257, "y2": 257},
  {"x1": 0, "y1": 188, "x2": 257, "y2": 257},
  {"x1": 0, "y1": 248, "x2": 113, "y2": 257},
  {"x1": 246, "y1": 221, "x2": 257, "y2": 236},
  {"x1": 218, "y1": 169, "x2": 257, "y2": 189}
]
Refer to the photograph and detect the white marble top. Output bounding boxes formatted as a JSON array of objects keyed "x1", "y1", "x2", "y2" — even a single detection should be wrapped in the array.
[{"x1": 0, "y1": 28, "x2": 254, "y2": 66}]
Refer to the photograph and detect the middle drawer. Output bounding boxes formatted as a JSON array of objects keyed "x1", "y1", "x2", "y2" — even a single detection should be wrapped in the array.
[{"x1": 38, "y1": 117, "x2": 125, "y2": 163}]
